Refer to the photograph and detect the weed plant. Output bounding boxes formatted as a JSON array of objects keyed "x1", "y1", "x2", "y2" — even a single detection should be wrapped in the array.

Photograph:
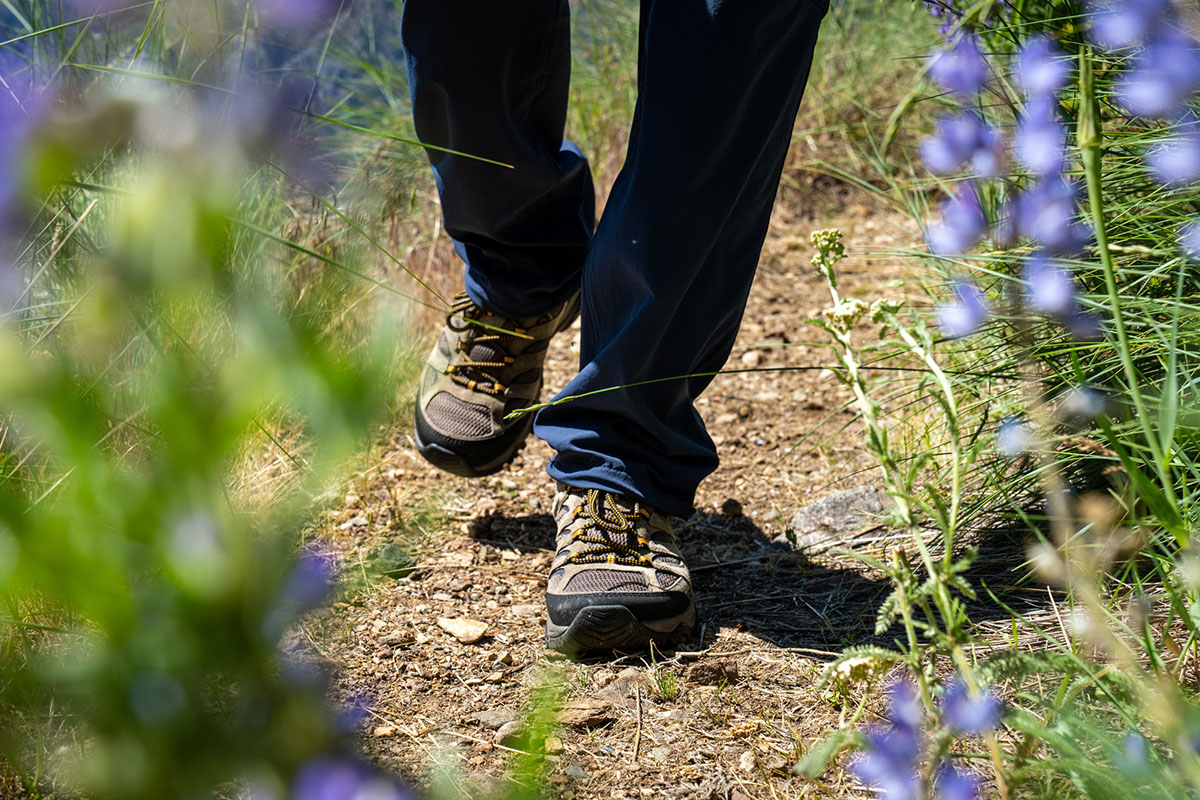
[{"x1": 801, "y1": 1, "x2": 1200, "y2": 798}]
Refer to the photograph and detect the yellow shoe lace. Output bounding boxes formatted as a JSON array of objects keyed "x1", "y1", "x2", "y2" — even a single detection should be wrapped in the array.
[
  {"x1": 443, "y1": 292, "x2": 522, "y2": 397},
  {"x1": 564, "y1": 489, "x2": 655, "y2": 568}
]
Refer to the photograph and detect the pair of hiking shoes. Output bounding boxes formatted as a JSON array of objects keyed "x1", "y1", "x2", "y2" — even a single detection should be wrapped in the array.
[{"x1": 413, "y1": 292, "x2": 695, "y2": 654}]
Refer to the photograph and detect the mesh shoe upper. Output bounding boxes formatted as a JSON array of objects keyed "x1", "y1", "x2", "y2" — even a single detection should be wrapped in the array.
[
  {"x1": 418, "y1": 292, "x2": 577, "y2": 443},
  {"x1": 547, "y1": 486, "x2": 692, "y2": 606}
]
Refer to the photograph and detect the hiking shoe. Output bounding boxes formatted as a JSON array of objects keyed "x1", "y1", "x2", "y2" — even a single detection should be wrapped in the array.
[
  {"x1": 545, "y1": 484, "x2": 695, "y2": 654},
  {"x1": 414, "y1": 291, "x2": 580, "y2": 478}
]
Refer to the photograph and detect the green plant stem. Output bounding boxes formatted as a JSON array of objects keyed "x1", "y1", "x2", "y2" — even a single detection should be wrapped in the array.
[{"x1": 1077, "y1": 48, "x2": 1178, "y2": 512}]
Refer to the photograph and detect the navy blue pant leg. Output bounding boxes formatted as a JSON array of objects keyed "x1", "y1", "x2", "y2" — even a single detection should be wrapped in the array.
[
  {"x1": 401, "y1": 0, "x2": 595, "y2": 318},
  {"x1": 536, "y1": 0, "x2": 829, "y2": 517},
  {"x1": 404, "y1": 0, "x2": 827, "y2": 517}
]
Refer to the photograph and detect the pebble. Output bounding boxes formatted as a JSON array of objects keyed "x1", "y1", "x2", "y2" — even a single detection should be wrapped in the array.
[
  {"x1": 339, "y1": 515, "x2": 368, "y2": 530},
  {"x1": 494, "y1": 650, "x2": 514, "y2": 665},
  {"x1": 380, "y1": 631, "x2": 412, "y2": 647},
  {"x1": 720, "y1": 498, "x2": 743, "y2": 516},
  {"x1": 473, "y1": 708, "x2": 519, "y2": 730},
  {"x1": 738, "y1": 750, "x2": 756, "y2": 772},
  {"x1": 740, "y1": 350, "x2": 762, "y2": 367},
  {"x1": 436, "y1": 617, "x2": 489, "y2": 644},
  {"x1": 544, "y1": 735, "x2": 565, "y2": 755},
  {"x1": 648, "y1": 746, "x2": 673, "y2": 762},
  {"x1": 558, "y1": 699, "x2": 617, "y2": 729},
  {"x1": 495, "y1": 720, "x2": 524, "y2": 747},
  {"x1": 510, "y1": 603, "x2": 541, "y2": 619},
  {"x1": 373, "y1": 725, "x2": 397, "y2": 738},
  {"x1": 685, "y1": 659, "x2": 740, "y2": 686},
  {"x1": 591, "y1": 668, "x2": 617, "y2": 688}
]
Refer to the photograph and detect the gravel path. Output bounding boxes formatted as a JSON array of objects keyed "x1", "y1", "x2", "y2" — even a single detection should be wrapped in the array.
[{"x1": 307, "y1": 196, "x2": 925, "y2": 799}]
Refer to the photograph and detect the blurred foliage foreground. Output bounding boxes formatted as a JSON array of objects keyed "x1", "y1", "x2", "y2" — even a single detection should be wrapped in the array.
[{"x1": 0, "y1": 1, "x2": 424, "y2": 797}]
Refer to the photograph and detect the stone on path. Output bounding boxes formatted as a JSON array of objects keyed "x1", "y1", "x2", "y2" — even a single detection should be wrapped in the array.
[
  {"x1": 558, "y1": 698, "x2": 617, "y2": 729},
  {"x1": 436, "y1": 616, "x2": 488, "y2": 644},
  {"x1": 776, "y1": 486, "x2": 895, "y2": 553},
  {"x1": 472, "y1": 708, "x2": 519, "y2": 730},
  {"x1": 684, "y1": 659, "x2": 739, "y2": 686}
]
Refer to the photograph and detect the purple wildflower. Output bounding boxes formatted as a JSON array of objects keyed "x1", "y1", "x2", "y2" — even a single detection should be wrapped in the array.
[
  {"x1": 889, "y1": 680, "x2": 924, "y2": 733},
  {"x1": 921, "y1": 112, "x2": 1003, "y2": 177},
  {"x1": 935, "y1": 764, "x2": 981, "y2": 800},
  {"x1": 926, "y1": 2, "x2": 959, "y2": 37},
  {"x1": 936, "y1": 280, "x2": 991, "y2": 338},
  {"x1": 1116, "y1": 732, "x2": 1151, "y2": 775},
  {"x1": 1062, "y1": 308, "x2": 1107, "y2": 340},
  {"x1": 996, "y1": 417, "x2": 1032, "y2": 457},
  {"x1": 294, "y1": 758, "x2": 415, "y2": 800},
  {"x1": 1146, "y1": 125, "x2": 1200, "y2": 185},
  {"x1": 1058, "y1": 386, "x2": 1108, "y2": 425},
  {"x1": 1015, "y1": 35, "x2": 1072, "y2": 97},
  {"x1": 1116, "y1": 30, "x2": 1200, "y2": 119},
  {"x1": 850, "y1": 682, "x2": 923, "y2": 800},
  {"x1": 1016, "y1": 98, "x2": 1068, "y2": 177},
  {"x1": 1180, "y1": 218, "x2": 1200, "y2": 259},
  {"x1": 337, "y1": 693, "x2": 374, "y2": 734},
  {"x1": 1022, "y1": 254, "x2": 1076, "y2": 316},
  {"x1": 1014, "y1": 179, "x2": 1092, "y2": 255},
  {"x1": 928, "y1": 184, "x2": 988, "y2": 256},
  {"x1": 942, "y1": 677, "x2": 1003, "y2": 735},
  {"x1": 1088, "y1": 0, "x2": 1168, "y2": 51},
  {"x1": 0, "y1": 53, "x2": 47, "y2": 238},
  {"x1": 283, "y1": 549, "x2": 336, "y2": 614},
  {"x1": 928, "y1": 35, "x2": 990, "y2": 98}
]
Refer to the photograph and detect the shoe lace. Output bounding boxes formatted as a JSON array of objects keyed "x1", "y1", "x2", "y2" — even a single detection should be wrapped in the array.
[
  {"x1": 443, "y1": 292, "x2": 524, "y2": 397},
  {"x1": 565, "y1": 489, "x2": 655, "y2": 568}
]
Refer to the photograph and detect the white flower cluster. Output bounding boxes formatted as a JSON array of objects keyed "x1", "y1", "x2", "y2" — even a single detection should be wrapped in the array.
[{"x1": 810, "y1": 228, "x2": 846, "y2": 280}]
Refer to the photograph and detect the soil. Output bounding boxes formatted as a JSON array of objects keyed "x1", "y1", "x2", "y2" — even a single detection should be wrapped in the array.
[{"x1": 306, "y1": 194, "x2": 935, "y2": 799}]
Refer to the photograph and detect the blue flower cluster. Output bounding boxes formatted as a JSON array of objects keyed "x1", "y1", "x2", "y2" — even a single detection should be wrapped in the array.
[
  {"x1": 922, "y1": 32, "x2": 1104, "y2": 339},
  {"x1": 290, "y1": 757, "x2": 418, "y2": 800},
  {"x1": 1090, "y1": 0, "x2": 1200, "y2": 255},
  {"x1": 851, "y1": 678, "x2": 1004, "y2": 800},
  {"x1": 0, "y1": 51, "x2": 45, "y2": 243},
  {"x1": 1091, "y1": 0, "x2": 1200, "y2": 119}
]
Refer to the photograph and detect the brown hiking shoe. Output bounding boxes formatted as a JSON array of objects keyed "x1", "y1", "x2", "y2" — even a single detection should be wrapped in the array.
[
  {"x1": 545, "y1": 484, "x2": 695, "y2": 654},
  {"x1": 414, "y1": 291, "x2": 580, "y2": 477}
]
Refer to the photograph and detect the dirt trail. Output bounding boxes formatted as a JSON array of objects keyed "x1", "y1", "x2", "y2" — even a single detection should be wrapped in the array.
[{"x1": 310, "y1": 197, "x2": 924, "y2": 799}]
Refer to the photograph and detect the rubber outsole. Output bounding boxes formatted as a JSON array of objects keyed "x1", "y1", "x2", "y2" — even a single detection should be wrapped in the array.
[
  {"x1": 413, "y1": 406, "x2": 534, "y2": 478},
  {"x1": 545, "y1": 603, "x2": 697, "y2": 656}
]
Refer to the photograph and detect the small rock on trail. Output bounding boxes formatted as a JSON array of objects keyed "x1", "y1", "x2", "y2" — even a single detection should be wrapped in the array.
[
  {"x1": 777, "y1": 486, "x2": 894, "y2": 552},
  {"x1": 684, "y1": 659, "x2": 740, "y2": 686},
  {"x1": 436, "y1": 616, "x2": 489, "y2": 644}
]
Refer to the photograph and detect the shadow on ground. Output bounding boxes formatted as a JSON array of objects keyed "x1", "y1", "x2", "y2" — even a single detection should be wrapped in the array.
[{"x1": 471, "y1": 509, "x2": 1057, "y2": 659}]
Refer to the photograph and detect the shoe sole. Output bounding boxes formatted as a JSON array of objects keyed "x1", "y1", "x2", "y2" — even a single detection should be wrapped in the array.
[
  {"x1": 413, "y1": 410, "x2": 534, "y2": 478},
  {"x1": 414, "y1": 294, "x2": 581, "y2": 478},
  {"x1": 545, "y1": 603, "x2": 697, "y2": 656}
]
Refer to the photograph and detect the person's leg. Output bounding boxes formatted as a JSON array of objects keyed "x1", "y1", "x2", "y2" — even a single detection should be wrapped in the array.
[
  {"x1": 404, "y1": 1, "x2": 595, "y2": 477},
  {"x1": 401, "y1": 0, "x2": 595, "y2": 318},
  {"x1": 536, "y1": 0, "x2": 829, "y2": 518}
]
